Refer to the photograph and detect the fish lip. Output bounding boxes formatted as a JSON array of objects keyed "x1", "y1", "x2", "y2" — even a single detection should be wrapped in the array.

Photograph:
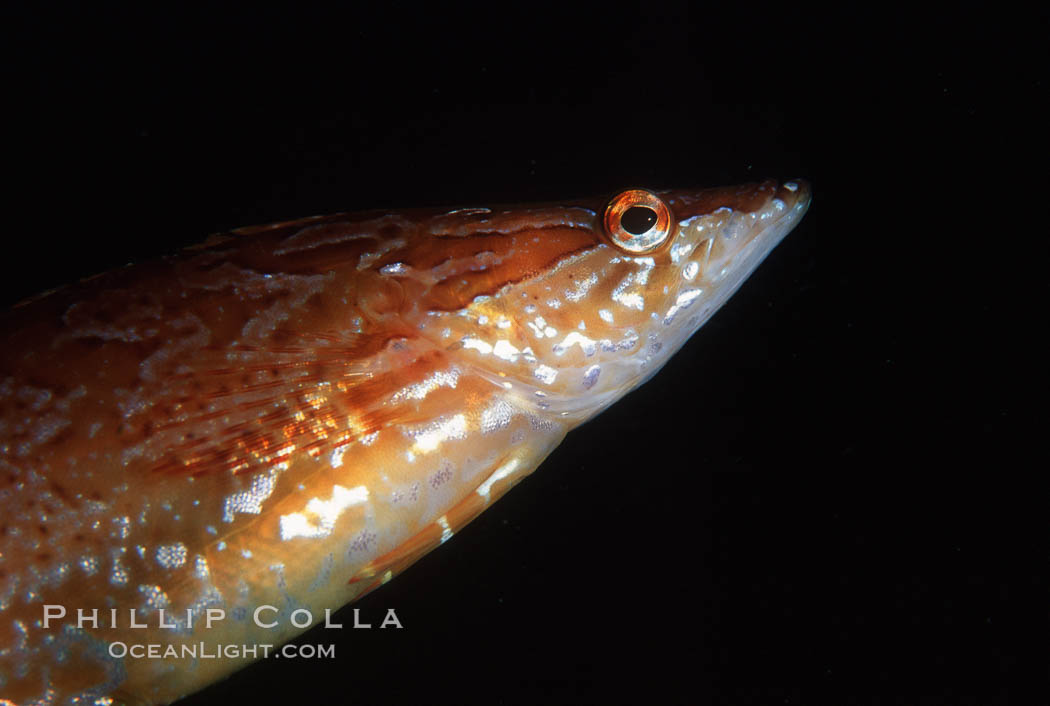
[
  {"x1": 775, "y1": 178, "x2": 813, "y2": 219},
  {"x1": 719, "y1": 177, "x2": 812, "y2": 257},
  {"x1": 767, "y1": 177, "x2": 812, "y2": 243},
  {"x1": 736, "y1": 177, "x2": 812, "y2": 257},
  {"x1": 677, "y1": 177, "x2": 810, "y2": 317}
]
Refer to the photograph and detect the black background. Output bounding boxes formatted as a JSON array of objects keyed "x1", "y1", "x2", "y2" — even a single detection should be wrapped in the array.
[{"x1": 1, "y1": 4, "x2": 1042, "y2": 705}]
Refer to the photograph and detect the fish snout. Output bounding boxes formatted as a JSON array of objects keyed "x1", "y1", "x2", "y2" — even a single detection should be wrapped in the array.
[{"x1": 776, "y1": 178, "x2": 812, "y2": 220}]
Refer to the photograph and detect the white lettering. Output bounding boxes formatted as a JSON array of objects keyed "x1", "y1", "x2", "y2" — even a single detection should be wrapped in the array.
[
  {"x1": 42, "y1": 604, "x2": 65, "y2": 628},
  {"x1": 254, "y1": 605, "x2": 278, "y2": 629},
  {"x1": 353, "y1": 608, "x2": 371, "y2": 629},
  {"x1": 157, "y1": 609, "x2": 176, "y2": 630},
  {"x1": 381, "y1": 608, "x2": 403, "y2": 629},
  {"x1": 129, "y1": 609, "x2": 146, "y2": 629},
  {"x1": 290, "y1": 608, "x2": 313, "y2": 628},
  {"x1": 324, "y1": 608, "x2": 342, "y2": 629},
  {"x1": 77, "y1": 608, "x2": 98, "y2": 629},
  {"x1": 206, "y1": 608, "x2": 225, "y2": 628}
]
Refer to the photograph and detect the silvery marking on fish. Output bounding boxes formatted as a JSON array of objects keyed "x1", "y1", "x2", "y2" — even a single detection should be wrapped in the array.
[{"x1": 0, "y1": 178, "x2": 810, "y2": 704}]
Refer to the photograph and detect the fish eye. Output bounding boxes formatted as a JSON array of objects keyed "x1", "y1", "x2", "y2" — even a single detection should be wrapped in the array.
[{"x1": 602, "y1": 189, "x2": 675, "y2": 253}]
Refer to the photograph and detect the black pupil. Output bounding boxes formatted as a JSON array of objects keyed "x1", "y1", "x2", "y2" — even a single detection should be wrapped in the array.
[{"x1": 621, "y1": 206, "x2": 658, "y2": 235}]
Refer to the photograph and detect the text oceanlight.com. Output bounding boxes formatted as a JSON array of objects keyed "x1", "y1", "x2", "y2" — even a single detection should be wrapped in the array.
[
  {"x1": 41, "y1": 605, "x2": 402, "y2": 660},
  {"x1": 108, "y1": 642, "x2": 336, "y2": 660}
]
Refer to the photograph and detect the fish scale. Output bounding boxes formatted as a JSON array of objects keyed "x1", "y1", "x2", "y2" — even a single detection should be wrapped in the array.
[{"x1": 0, "y1": 179, "x2": 809, "y2": 704}]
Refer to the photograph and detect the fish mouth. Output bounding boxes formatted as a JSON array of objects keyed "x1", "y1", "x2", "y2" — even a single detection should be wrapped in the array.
[
  {"x1": 660, "y1": 177, "x2": 810, "y2": 278},
  {"x1": 777, "y1": 178, "x2": 812, "y2": 209},
  {"x1": 771, "y1": 178, "x2": 812, "y2": 239},
  {"x1": 723, "y1": 178, "x2": 810, "y2": 250},
  {"x1": 675, "y1": 178, "x2": 810, "y2": 289},
  {"x1": 734, "y1": 178, "x2": 811, "y2": 262},
  {"x1": 657, "y1": 178, "x2": 811, "y2": 348}
]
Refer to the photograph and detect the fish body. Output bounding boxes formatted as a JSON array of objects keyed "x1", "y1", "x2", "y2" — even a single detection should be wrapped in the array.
[{"x1": 0, "y1": 179, "x2": 810, "y2": 704}]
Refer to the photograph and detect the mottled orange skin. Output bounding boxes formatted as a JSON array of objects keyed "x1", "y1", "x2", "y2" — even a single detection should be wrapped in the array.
[{"x1": 0, "y1": 180, "x2": 809, "y2": 704}]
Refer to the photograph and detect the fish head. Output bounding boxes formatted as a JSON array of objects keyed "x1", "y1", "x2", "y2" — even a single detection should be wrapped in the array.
[{"x1": 430, "y1": 179, "x2": 811, "y2": 425}]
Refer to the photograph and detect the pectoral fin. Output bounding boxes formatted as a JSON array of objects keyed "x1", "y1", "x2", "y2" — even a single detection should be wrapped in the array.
[{"x1": 347, "y1": 428, "x2": 566, "y2": 598}]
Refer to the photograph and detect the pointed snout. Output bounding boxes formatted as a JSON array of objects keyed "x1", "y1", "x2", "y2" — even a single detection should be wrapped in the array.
[
  {"x1": 662, "y1": 178, "x2": 811, "y2": 226},
  {"x1": 776, "y1": 178, "x2": 812, "y2": 224}
]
